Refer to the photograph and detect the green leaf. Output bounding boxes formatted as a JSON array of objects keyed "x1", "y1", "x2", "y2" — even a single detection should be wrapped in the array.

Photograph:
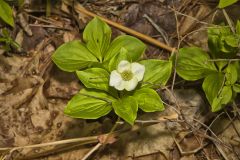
[
  {"x1": 0, "y1": 0, "x2": 14, "y2": 27},
  {"x1": 219, "y1": 36, "x2": 239, "y2": 55},
  {"x1": 0, "y1": 37, "x2": 7, "y2": 42},
  {"x1": 212, "y1": 86, "x2": 232, "y2": 112},
  {"x1": 133, "y1": 88, "x2": 164, "y2": 112},
  {"x1": 218, "y1": 86, "x2": 232, "y2": 104},
  {"x1": 52, "y1": 40, "x2": 98, "y2": 72},
  {"x1": 108, "y1": 47, "x2": 129, "y2": 71},
  {"x1": 76, "y1": 68, "x2": 110, "y2": 92},
  {"x1": 104, "y1": 35, "x2": 146, "y2": 61},
  {"x1": 224, "y1": 35, "x2": 239, "y2": 47},
  {"x1": 216, "y1": 61, "x2": 228, "y2": 71},
  {"x1": 235, "y1": 62, "x2": 240, "y2": 81},
  {"x1": 112, "y1": 96, "x2": 138, "y2": 125},
  {"x1": 218, "y1": 0, "x2": 238, "y2": 8},
  {"x1": 83, "y1": 17, "x2": 111, "y2": 61},
  {"x1": 176, "y1": 47, "x2": 217, "y2": 81},
  {"x1": 233, "y1": 84, "x2": 240, "y2": 93},
  {"x1": 64, "y1": 88, "x2": 115, "y2": 119},
  {"x1": 140, "y1": 59, "x2": 172, "y2": 88},
  {"x1": 211, "y1": 97, "x2": 222, "y2": 112},
  {"x1": 207, "y1": 26, "x2": 238, "y2": 58},
  {"x1": 208, "y1": 35, "x2": 220, "y2": 58},
  {"x1": 236, "y1": 20, "x2": 240, "y2": 35},
  {"x1": 202, "y1": 73, "x2": 225, "y2": 104},
  {"x1": 2, "y1": 28, "x2": 10, "y2": 37},
  {"x1": 225, "y1": 63, "x2": 238, "y2": 85}
]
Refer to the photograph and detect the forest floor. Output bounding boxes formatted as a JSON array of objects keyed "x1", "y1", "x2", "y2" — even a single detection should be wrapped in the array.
[{"x1": 0, "y1": 0, "x2": 240, "y2": 159}]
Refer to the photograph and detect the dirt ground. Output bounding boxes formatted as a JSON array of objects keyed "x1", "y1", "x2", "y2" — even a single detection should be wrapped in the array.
[{"x1": 0, "y1": 0, "x2": 240, "y2": 159}]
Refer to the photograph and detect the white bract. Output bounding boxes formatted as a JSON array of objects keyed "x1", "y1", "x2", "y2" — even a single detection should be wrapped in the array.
[{"x1": 109, "y1": 60, "x2": 145, "y2": 91}]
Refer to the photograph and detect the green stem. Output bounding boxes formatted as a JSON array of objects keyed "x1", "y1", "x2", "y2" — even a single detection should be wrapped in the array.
[{"x1": 46, "y1": 0, "x2": 51, "y2": 17}]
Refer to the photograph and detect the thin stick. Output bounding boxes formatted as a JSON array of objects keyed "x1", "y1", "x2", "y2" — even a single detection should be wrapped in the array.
[
  {"x1": 208, "y1": 58, "x2": 240, "y2": 62},
  {"x1": 143, "y1": 14, "x2": 169, "y2": 45},
  {"x1": 81, "y1": 117, "x2": 120, "y2": 160},
  {"x1": 222, "y1": 9, "x2": 235, "y2": 33},
  {"x1": 171, "y1": 8, "x2": 180, "y2": 91},
  {"x1": 81, "y1": 143, "x2": 102, "y2": 160},
  {"x1": 0, "y1": 136, "x2": 98, "y2": 151},
  {"x1": 65, "y1": 1, "x2": 175, "y2": 52}
]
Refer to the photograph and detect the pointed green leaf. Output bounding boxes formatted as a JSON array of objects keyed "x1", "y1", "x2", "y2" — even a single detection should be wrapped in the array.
[
  {"x1": 218, "y1": 0, "x2": 238, "y2": 8},
  {"x1": 212, "y1": 86, "x2": 232, "y2": 112},
  {"x1": 207, "y1": 26, "x2": 238, "y2": 58},
  {"x1": 52, "y1": 40, "x2": 98, "y2": 72},
  {"x1": 133, "y1": 88, "x2": 164, "y2": 112},
  {"x1": 211, "y1": 97, "x2": 222, "y2": 112},
  {"x1": 0, "y1": 0, "x2": 14, "y2": 27},
  {"x1": 202, "y1": 73, "x2": 225, "y2": 104},
  {"x1": 216, "y1": 61, "x2": 228, "y2": 71},
  {"x1": 176, "y1": 47, "x2": 217, "y2": 81},
  {"x1": 76, "y1": 68, "x2": 109, "y2": 92},
  {"x1": 218, "y1": 86, "x2": 232, "y2": 104},
  {"x1": 108, "y1": 47, "x2": 129, "y2": 71},
  {"x1": 64, "y1": 89, "x2": 115, "y2": 119},
  {"x1": 140, "y1": 59, "x2": 172, "y2": 88},
  {"x1": 225, "y1": 63, "x2": 238, "y2": 85},
  {"x1": 236, "y1": 20, "x2": 240, "y2": 35},
  {"x1": 104, "y1": 35, "x2": 146, "y2": 61},
  {"x1": 233, "y1": 84, "x2": 240, "y2": 93},
  {"x1": 83, "y1": 17, "x2": 111, "y2": 60},
  {"x1": 235, "y1": 62, "x2": 240, "y2": 81},
  {"x1": 224, "y1": 35, "x2": 239, "y2": 47},
  {"x1": 112, "y1": 96, "x2": 138, "y2": 125}
]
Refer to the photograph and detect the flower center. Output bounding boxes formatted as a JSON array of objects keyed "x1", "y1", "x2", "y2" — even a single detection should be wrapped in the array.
[{"x1": 121, "y1": 70, "x2": 133, "y2": 81}]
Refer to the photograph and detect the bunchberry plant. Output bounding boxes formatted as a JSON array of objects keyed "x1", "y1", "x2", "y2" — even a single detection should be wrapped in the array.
[
  {"x1": 176, "y1": 21, "x2": 240, "y2": 112},
  {"x1": 52, "y1": 17, "x2": 172, "y2": 125}
]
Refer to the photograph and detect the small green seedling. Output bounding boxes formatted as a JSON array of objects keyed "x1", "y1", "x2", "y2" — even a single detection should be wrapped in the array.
[
  {"x1": 52, "y1": 17, "x2": 172, "y2": 125},
  {"x1": 176, "y1": 21, "x2": 240, "y2": 112},
  {"x1": 0, "y1": 28, "x2": 20, "y2": 53}
]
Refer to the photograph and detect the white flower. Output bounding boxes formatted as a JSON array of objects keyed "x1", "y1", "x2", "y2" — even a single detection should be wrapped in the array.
[{"x1": 109, "y1": 60, "x2": 145, "y2": 91}]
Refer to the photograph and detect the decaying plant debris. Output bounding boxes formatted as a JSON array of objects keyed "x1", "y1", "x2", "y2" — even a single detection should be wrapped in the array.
[{"x1": 0, "y1": 0, "x2": 240, "y2": 159}]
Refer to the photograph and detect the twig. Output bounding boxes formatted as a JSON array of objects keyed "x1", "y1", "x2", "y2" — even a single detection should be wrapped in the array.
[
  {"x1": 0, "y1": 136, "x2": 98, "y2": 152},
  {"x1": 169, "y1": 7, "x2": 214, "y2": 26},
  {"x1": 232, "y1": 101, "x2": 240, "y2": 116},
  {"x1": 214, "y1": 142, "x2": 230, "y2": 160},
  {"x1": 208, "y1": 59, "x2": 240, "y2": 62},
  {"x1": 81, "y1": 117, "x2": 120, "y2": 160},
  {"x1": 143, "y1": 14, "x2": 169, "y2": 45},
  {"x1": 29, "y1": 24, "x2": 70, "y2": 30},
  {"x1": 193, "y1": 118, "x2": 231, "y2": 150},
  {"x1": 224, "y1": 111, "x2": 240, "y2": 138},
  {"x1": 205, "y1": 112, "x2": 225, "y2": 135},
  {"x1": 63, "y1": 0, "x2": 175, "y2": 52},
  {"x1": 81, "y1": 143, "x2": 102, "y2": 160},
  {"x1": 131, "y1": 150, "x2": 168, "y2": 160},
  {"x1": 173, "y1": 136, "x2": 209, "y2": 156},
  {"x1": 222, "y1": 9, "x2": 235, "y2": 33},
  {"x1": 171, "y1": 7, "x2": 180, "y2": 91}
]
